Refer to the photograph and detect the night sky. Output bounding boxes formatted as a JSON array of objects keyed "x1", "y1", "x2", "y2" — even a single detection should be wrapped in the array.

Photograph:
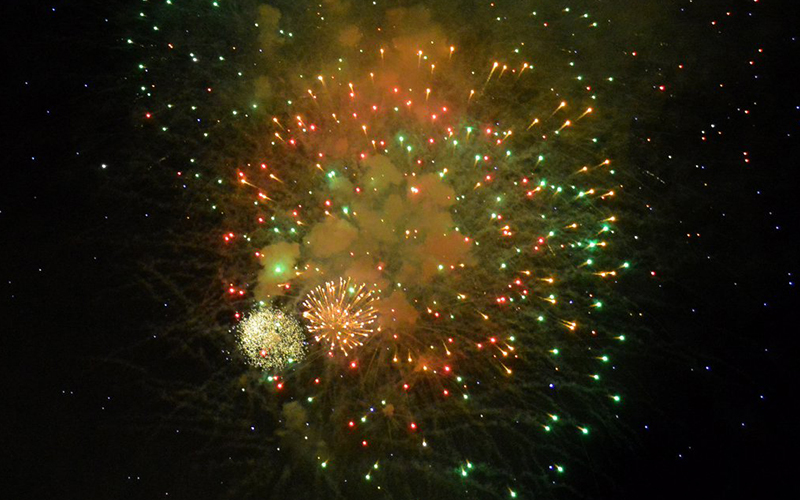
[{"x1": 5, "y1": 1, "x2": 799, "y2": 499}]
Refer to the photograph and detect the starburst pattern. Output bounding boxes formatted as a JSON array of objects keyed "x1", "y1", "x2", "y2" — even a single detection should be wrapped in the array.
[{"x1": 302, "y1": 278, "x2": 379, "y2": 356}]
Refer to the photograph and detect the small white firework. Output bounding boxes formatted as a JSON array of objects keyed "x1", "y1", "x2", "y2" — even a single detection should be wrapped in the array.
[{"x1": 236, "y1": 307, "x2": 306, "y2": 371}]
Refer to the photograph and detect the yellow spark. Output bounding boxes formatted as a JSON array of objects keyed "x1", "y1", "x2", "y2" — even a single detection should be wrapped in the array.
[
  {"x1": 577, "y1": 107, "x2": 593, "y2": 120},
  {"x1": 485, "y1": 61, "x2": 500, "y2": 83},
  {"x1": 550, "y1": 101, "x2": 567, "y2": 118}
]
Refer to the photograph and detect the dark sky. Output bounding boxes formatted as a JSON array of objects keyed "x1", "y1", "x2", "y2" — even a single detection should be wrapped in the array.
[{"x1": 5, "y1": 0, "x2": 799, "y2": 499}]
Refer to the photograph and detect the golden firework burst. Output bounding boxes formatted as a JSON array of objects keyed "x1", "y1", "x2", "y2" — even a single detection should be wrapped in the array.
[{"x1": 302, "y1": 278, "x2": 379, "y2": 355}]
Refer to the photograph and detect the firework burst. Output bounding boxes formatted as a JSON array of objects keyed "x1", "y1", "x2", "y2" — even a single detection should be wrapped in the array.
[
  {"x1": 302, "y1": 278, "x2": 379, "y2": 356},
  {"x1": 131, "y1": 2, "x2": 644, "y2": 497},
  {"x1": 236, "y1": 307, "x2": 306, "y2": 371}
]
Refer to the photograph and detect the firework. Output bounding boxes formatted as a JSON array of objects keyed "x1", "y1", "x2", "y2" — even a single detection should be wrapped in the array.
[
  {"x1": 236, "y1": 307, "x2": 306, "y2": 371},
  {"x1": 132, "y1": 2, "x2": 642, "y2": 497},
  {"x1": 302, "y1": 278, "x2": 379, "y2": 356}
]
